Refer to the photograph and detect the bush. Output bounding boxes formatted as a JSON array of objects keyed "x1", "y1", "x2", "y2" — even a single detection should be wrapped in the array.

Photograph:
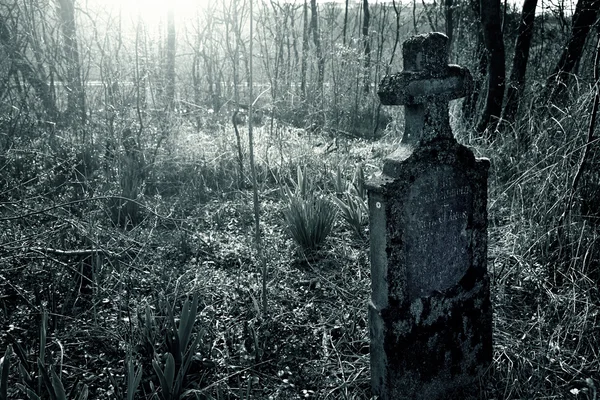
[
  {"x1": 331, "y1": 192, "x2": 367, "y2": 239},
  {"x1": 282, "y1": 167, "x2": 336, "y2": 253}
]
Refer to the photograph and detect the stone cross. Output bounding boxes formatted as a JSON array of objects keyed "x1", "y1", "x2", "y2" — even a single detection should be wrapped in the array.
[
  {"x1": 367, "y1": 32, "x2": 492, "y2": 400},
  {"x1": 379, "y1": 32, "x2": 471, "y2": 146}
]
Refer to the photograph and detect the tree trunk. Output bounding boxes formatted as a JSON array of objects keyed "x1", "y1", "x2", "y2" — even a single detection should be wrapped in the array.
[
  {"x1": 0, "y1": 17, "x2": 57, "y2": 120},
  {"x1": 445, "y1": 0, "x2": 454, "y2": 51},
  {"x1": 389, "y1": 0, "x2": 402, "y2": 72},
  {"x1": 192, "y1": 52, "x2": 201, "y2": 132},
  {"x1": 462, "y1": 0, "x2": 487, "y2": 123},
  {"x1": 363, "y1": 0, "x2": 371, "y2": 94},
  {"x1": 301, "y1": 0, "x2": 309, "y2": 99},
  {"x1": 165, "y1": 6, "x2": 176, "y2": 110},
  {"x1": 310, "y1": 0, "x2": 325, "y2": 92},
  {"x1": 343, "y1": 0, "x2": 350, "y2": 46},
  {"x1": 413, "y1": 0, "x2": 418, "y2": 34},
  {"x1": 57, "y1": 0, "x2": 85, "y2": 125},
  {"x1": 502, "y1": 0, "x2": 537, "y2": 123},
  {"x1": 546, "y1": 0, "x2": 600, "y2": 103},
  {"x1": 476, "y1": 0, "x2": 506, "y2": 135}
]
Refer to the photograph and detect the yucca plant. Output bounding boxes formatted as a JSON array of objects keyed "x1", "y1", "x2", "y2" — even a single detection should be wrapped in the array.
[
  {"x1": 283, "y1": 192, "x2": 337, "y2": 253},
  {"x1": 283, "y1": 165, "x2": 309, "y2": 199},
  {"x1": 151, "y1": 294, "x2": 203, "y2": 400},
  {"x1": 282, "y1": 165, "x2": 337, "y2": 253},
  {"x1": 15, "y1": 359, "x2": 89, "y2": 400},
  {"x1": 37, "y1": 360, "x2": 89, "y2": 400},
  {"x1": 107, "y1": 358, "x2": 142, "y2": 400},
  {"x1": 331, "y1": 192, "x2": 368, "y2": 238},
  {"x1": 11, "y1": 310, "x2": 88, "y2": 400},
  {"x1": 332, "y1": 165, "x2": 347, "y2": 195},
  {"x1": 329, "y1": 163, "x2": 367, "y2": 238},
  {"x1": 351, "y1": 163, "x2": 366, "y2": 199}
]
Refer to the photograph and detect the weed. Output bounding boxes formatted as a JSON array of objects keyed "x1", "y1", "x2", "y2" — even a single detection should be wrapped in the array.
[
  {"x1": 283, "y1": 192, "x2": 337, "y2": 254},
  {"x1": 331, "y1": 192, "x2": 368, "y2": 239},
  {"x1": 283, "y1": 167, "x2": 337, "y2": 254}
]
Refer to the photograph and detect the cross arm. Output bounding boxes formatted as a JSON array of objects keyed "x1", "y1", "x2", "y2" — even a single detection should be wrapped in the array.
[{"x1": 378, "y1": 65, "x2": 472, "y2": 106}]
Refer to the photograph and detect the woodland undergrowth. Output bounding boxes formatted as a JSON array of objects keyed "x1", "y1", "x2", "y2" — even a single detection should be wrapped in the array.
[{"x1": 1, "y1": 86, "x2": 599, "y2": 399}]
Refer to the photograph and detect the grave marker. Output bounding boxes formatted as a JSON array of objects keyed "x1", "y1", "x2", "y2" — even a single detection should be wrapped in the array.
[{"x1": 367, "y1": 32, "x2": 492, "y2": 399}]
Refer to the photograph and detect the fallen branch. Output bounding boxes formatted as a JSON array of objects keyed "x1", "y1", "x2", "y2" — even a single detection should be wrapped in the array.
[{"x1": 27, "y1": 247, "x2": 118, "y2": 258}]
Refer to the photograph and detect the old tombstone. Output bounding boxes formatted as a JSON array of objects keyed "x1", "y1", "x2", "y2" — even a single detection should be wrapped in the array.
[{"x1": 367, "y1": 32, "x2": 492, "y2": 399}]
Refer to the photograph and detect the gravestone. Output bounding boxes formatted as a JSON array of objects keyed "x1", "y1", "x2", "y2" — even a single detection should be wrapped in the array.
[{"x1": 367, "y1": 32, "x2": 492, "y2": 400}]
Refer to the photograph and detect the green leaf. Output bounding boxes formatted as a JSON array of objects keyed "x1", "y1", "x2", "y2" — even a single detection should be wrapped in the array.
[
  {"x1": 145, "y1": 305, "x2": 155, "y2": 343},
  {"x1": 50, "y1": 368, "x2": 67, "y2": 400},
  {"x1": 0, "y1": 345, "x2": 12, "y2": 400},
  {"x1": 126, "y1": 360, "x2": 142, "y2": 400},
  {"x1": 39, "y1": 311, "x2": 47, "y2": 366},
  {"x1": 331, "y1": 193, "x2": 367, "y2": 237},
  {"x1": 10, "y1": 339, "x2": 30, "y2": 370},
  {"x1": 178, "y1": 295, "x2": 199, "y2": 353},
  {"x1": 37, "y1": 359, "x2": 56, "y2": 400},
  {"x1": 165, "y1": 309, "x2": 180, "y2": 367},
  {"x1": 18, "y1": 363, "x2": 33, "y2": 387},
  {"x1": 152, "y1": 354, "x2": 175, "y2": 400},
  {"x1": 352, "y1": 163, "x2": 365, "y2": 199},
  {"x1": 333, "y1": 165, "x2": 345, "y2": 194},
  {"x1": 284, "y1": 193, "x2": 336, "y2": 252},
  {"x1": 15, "y1": 384, "x2": 41, "y2": 400},
  {"x1": 164, "y1": 354, "x2": 175, "y2": 394},
  {"x1": 75, "y1": 384, "x2": 88, "y2": 400},
  {"x1": 174, "y1": 331, "x2": 203, "y2": 396},
  {"x1": 297, "y1": 165, "x2": 305, "y2": 197}
]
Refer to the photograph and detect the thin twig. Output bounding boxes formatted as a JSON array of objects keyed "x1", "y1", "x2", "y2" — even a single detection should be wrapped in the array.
[{"x1": 0, "y1": 195, "x2": 197, "y2": 222}]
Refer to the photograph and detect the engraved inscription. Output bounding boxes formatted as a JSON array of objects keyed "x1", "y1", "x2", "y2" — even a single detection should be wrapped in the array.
[{"x1": 404, "y1": 165, "x2": 472, "y2": 299}]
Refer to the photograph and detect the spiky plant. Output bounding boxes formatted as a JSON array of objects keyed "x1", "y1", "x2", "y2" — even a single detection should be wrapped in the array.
[
  {"x1": 331, "y1": 192, "x2": 368, "y2": 238},
  {"x1": 283, "y1": 166, "x2": 336, "y2": 253},
  {"x1": 283, "y1": 193, "x2": 337, "y2": 253}
]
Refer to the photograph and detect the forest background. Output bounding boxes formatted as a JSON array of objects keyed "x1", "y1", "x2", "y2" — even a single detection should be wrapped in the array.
[{"x1": 1, "y1": 0, "x2": 600, "y2": 398}]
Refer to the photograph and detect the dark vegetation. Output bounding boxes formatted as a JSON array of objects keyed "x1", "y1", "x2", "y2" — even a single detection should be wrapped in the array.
[{"x1": 1, "y1": 0, "x2": 599, "y2": 398}]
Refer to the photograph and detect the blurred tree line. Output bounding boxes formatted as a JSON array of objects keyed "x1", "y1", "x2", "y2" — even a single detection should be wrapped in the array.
[{"x1": 1, "y1": 0, "x2": 599, "y2": 142}]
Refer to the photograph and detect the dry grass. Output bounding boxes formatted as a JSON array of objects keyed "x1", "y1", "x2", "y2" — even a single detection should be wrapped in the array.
[{"x1": 1, "y1": 88, "x2": 599, "y2": 398}]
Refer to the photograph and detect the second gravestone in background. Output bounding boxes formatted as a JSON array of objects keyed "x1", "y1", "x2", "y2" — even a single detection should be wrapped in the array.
[{"x1": 367, "y1": 33, "x2": 492, "y2": 400}]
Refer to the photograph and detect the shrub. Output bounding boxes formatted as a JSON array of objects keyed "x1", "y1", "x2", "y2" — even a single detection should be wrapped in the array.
[
  {"x1": 283, "y1": 166, "x2": 336, "y2": 253},
  {"x1": 330, "y1": 164, "x2": 367, "y2": 238},
  {"x1": 331, "y1": 192, "x2": 368, "y2": 238},
  {"x1": 283, "y1": 193, "x2": 337, "y2": 253}
]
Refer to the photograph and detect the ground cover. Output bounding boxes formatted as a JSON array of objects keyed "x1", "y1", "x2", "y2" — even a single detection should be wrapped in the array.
[{"x1": 1, "y1": 103, "x2": 599, "y2": 399}]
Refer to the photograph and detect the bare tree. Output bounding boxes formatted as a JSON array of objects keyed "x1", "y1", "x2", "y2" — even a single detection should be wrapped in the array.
[
  {"x1": 57, "y1": 0, "x2": 86, "y2": 125},
  {"x1": 363, "y1": 0, "x2": 371, "y2": 94},
  {"x1": 546, "y1": 0, "x2": 600, "y2": 103},
  {"x1": 413, "y1": 0, "x2": 419, "y2": 33},
  {"x1": 310, "y1": 0, "x2": 325, "y2": 93},
  {"x1": 0, "y1": 10, "x2": 57, "y2": 120},
  {"x1": 343, "y1": 0, "x2": 350, "y2": 46},
  {"x1": 502, "y1": 0, "x2": 537, "y2": 122},
  {"x1": 421, "y1": 0, "x2": 439, "y2": 31},
  {"x1": 222, "y1": 0, "x2": 248, "y2": 187},
  {"x1": 477, "y1": 0, "x2": 506, "y2": 134},
  {"x1": 461, "y1": 0, "x2": 487, "y2": 122},
  {"x1": 165, "y1": 5, "x2": 176, "y2": 110},
  {"x1": 301, "y1": 0, "x2": 309, "y2": 99},
  {"x1": 445, "y1": 0, "x2": 454, "y2": 49},
  {"x1": 190, "y1": 10, "x2": 206, "y2": 131}
]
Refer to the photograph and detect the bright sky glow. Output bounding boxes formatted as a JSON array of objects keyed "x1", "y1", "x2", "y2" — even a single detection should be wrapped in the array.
[{"x1": 95, "y1": 0, "x2": 210, "y2": 25}]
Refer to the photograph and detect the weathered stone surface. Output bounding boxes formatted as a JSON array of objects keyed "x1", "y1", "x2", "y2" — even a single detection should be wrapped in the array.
[
  {"x1": 367, "y1": 32, "x2": 492, "y2": 400},
  {"x1": 378, "y1": 66, "x2": 472, "y2": 106},
  {"x1": 377, "y1": 32, "x2": 472, "y2": 146}
]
